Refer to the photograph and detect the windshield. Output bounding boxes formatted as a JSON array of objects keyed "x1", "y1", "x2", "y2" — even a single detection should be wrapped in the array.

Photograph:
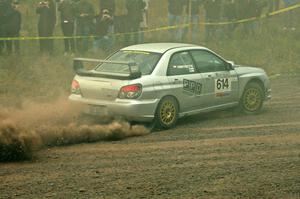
[{"x1": 95, "y1": 50, "x2": 161, "y2": 75}]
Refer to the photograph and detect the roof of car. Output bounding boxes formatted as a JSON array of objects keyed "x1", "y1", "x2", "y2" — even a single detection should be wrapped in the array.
[{"x1": 121, "y1": 43, "x2": 203, "y2": 53}]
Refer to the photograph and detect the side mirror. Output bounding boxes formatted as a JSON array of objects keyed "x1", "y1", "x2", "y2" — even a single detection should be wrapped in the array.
[{"x1": 227, "y1": 61, "x2": 235, "y2": 70}]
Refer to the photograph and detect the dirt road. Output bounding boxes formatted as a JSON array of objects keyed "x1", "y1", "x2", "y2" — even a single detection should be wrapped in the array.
[{"x1": 1, "y1": 74, "x2": 300, "y2": 198}]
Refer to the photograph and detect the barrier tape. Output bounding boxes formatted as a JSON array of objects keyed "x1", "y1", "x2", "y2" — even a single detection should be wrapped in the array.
[{"x1": 0, "y1": 3, "x2": 299, "y2": 41}]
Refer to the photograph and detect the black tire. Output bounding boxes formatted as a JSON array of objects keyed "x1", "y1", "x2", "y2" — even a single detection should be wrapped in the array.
[
  {"x1": 154, "y1": 96, "x2": 179, "y2": 129},
  {"x1": 240, "y1": 82, "x2": 264, "y2": 114}
]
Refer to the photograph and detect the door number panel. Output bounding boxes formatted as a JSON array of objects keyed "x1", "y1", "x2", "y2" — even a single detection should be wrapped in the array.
[{"x1": 215, "y1": 78, "x2": 232, "y2": 93}]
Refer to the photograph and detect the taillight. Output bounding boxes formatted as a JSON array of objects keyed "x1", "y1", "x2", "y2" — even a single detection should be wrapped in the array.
[
  {"x1": 118, "y1": 84, "x2": 142, "y2": 99},
  {"x1": 71, "y1": 79, "x2": 81, "y2": 95}
]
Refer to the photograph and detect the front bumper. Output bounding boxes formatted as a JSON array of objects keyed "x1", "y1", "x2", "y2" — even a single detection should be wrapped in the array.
[{"x1": 69, "y1": 94, "x2": 159, "y2": 122}]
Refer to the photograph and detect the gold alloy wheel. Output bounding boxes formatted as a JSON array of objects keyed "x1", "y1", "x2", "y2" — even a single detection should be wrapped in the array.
[
  {"x1": 160, "y1": 100, "x2": 176, "y2": 125},
  {"x1": 243, "y1": 87, "x2": 262, "y2": 112}
]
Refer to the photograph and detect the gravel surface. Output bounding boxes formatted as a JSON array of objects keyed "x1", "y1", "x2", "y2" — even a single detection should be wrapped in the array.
[{"x1": 0, "y1": 74, "x2": 300, "y2": 199}]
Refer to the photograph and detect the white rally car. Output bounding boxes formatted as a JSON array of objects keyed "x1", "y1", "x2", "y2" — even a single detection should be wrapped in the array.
[{"x1": 69, "y1": 43, "x2": 271, "y2": 129}]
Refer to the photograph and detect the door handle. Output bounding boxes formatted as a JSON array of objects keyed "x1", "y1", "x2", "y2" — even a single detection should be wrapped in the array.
[{"x1": 173, "y1": 79, "x2": 180, "y2": 83}]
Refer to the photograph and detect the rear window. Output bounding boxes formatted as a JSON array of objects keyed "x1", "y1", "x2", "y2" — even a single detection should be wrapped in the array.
[{"x1": 95, "y1": 50, "x2": 161, "y2": 75}]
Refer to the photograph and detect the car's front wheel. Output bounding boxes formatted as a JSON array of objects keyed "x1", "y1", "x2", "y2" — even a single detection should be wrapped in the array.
[
  {"x1": 240, "y1": 82, "x2": 264, "y2": 114},
  {"x1": 155, "y1": 96, "x2": 179, "y2": 129}
]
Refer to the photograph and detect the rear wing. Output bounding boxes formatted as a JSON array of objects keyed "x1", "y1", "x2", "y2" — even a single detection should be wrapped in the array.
[{"x1": 73, "y1": 58, "x2": 142, "y2": 80}]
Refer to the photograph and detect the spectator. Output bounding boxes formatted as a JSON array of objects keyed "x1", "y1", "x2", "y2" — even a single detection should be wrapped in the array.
[
  {"x1": 238, "y1": 0, "x2": 265, "y2": 36},
  {"x1": 125, "y1": 0, "x2": 145, "y2": 45},
  {"x1": 99, "y1": 0, "x2": 115, "y2": 42},
  {"x1": 268, "y1": 0, "x2": 280, "y2": 13},
  {"x1": 203, "y1": 0, "x2": 222, "y2": 41},
  {"x1": 283, "y1": 0, "x2": 298, "y2": 30},
  {"x1": 58, "y1": 0, "x2": 76, "y2": 55},
  {"x1": 139, "y1": 0, "x2": 149, "y2": 43},
  {"x1": 183, "y1": 0, "x2": 203, "y2": 42},
  {"x1": 223, "y1": 0, "x2": 238, "y2": 38},
  {"x1": 0, "y1": 0, "x2": 6, "y2": 55},
  {"x1": 167, "y1": 0, "x2": 186, "y2": 41},
  {"x1": 36, "y1": 0, "x2": 56, "y2": 54},
  {"x1": 113, "y1": 0, "x2": 128, "y2": 46},
  {"x1": 0, "y1": 0, "x2": 13, "y2": 55},
  {"x1": 93, "y1": 9, "x2": 113, "y2": 52},
  {"x1": 0, "y1": 33, "x2": 2, "y2": 57},
  {"x1": 283, "y1": 0, "x2": 298, "y2": 6},
  {"x1": 75, "y1": 0, "x2": 95, "y2": 54},
  {"x1": 99, "y1": 0, "x2": 115, "y2": 14},
  {"x1": 6, "y1": 0, "x2": 21, "y2": 54}
]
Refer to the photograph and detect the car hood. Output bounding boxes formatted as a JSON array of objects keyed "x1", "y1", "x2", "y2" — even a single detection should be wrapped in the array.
[{"x1": 234, "y1": 65, "x2": 266, "y2": 76}]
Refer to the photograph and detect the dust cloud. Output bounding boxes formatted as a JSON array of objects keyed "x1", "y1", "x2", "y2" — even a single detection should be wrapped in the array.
[{"x1": 0, "y1": 98, "x2": 149, "y2": 162}]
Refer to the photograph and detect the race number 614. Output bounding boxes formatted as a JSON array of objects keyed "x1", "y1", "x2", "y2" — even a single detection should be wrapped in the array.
[{"x1": 216, "y1": 78, "x2": 229, "y2": 90}]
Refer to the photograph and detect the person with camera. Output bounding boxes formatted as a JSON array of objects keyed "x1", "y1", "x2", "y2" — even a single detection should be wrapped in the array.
[
  {"x1": 58, "y1": 0, "x2": 76, "y2": 55},
  {"x1": 99, "y1": 0, "x2": 115, "y2": 14},
  {"x1": 93, "y1": 9, "x2": 113, "y2": 53},
  {"x1": 36, "y1": 0, "x2": 56, "y2": 55},
  {"x1": 98, "y1": 0, "x2": 115, "y2": 44}
]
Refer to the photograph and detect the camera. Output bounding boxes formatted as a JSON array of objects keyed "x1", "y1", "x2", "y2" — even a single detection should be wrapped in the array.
[{"x1": 39, "y1": 1, "x2": 49, "y2": 7}]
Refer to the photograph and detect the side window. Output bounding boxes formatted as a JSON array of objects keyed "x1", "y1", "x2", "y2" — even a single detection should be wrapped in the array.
[
  {"x1": 167, "y1": 51, "x2": 196, "y2": 76},
  {"x1": 190, "y1": 50, "x2": 227, "y2": 73}
]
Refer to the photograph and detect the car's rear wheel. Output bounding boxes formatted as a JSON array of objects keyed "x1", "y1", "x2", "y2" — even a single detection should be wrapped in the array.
[
  {"x1": 155, "y1": 96, "x2": 179, "y2": 129},
  {"x1": 240, "y1": 82, "x2": 264, "y2": 114}
]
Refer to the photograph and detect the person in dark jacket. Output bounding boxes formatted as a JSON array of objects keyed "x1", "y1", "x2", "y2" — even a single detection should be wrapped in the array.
[
  {"x1": 238, "y1": 0, "x2": 267, "y2": 35},
  {"x1": 5, "y1": 1, "x2": 21, "y2": 54},
  {"x1": 99, "y1": 0, "x2": 115, "y2": 14},
  {"x1": 203, "y1": 0, "x2": 222, "y2": 41},
  {"x1": 125, "y1": 0, "x2": 145, "y2": 44},
  {"x1": 168, "y1": 0, "x2": 187, "y2": 41},
  {"x1": 0, "y1": 0, "x2": 21, "y2": 55},
  {"x1": 36, "y1": 0, "x2": 56, "y2": 54},
  {"x1": 183, "y1": 0, "x2": 203, "y2": 42},
  {"x1": 75, "y1": 0, "x2": 94, "y2": 54},
  {"x1": 113, "y1": 0, "x2": 128, "y2": 46},
  {"x1": 58, "y1": 0, "x2": 76, "y2": 54},
  {"x1": 268, "y1": 0, "x2": 280, "y2": 12},
  {"x1": 93, "y1": 9, "x2": 113, "y2": 52},
  {"x1": 0, "y1": 0, "x2": 6, "y2": 55},
  {"x1": 99, "y1": 0, "x2": 115, "y2": 44},
  {"x1": 139, "y1": 0, "x2": 149, "y2": 43},
  {"x1": 283, "y1": 0, "x2": 298, "y2": 30},
  {"x1": 0, "y1": 0, "x2": 13, "y2": 55},
  {"x1": 223, "y1": 0, "x2": 238, "y2": 38}
]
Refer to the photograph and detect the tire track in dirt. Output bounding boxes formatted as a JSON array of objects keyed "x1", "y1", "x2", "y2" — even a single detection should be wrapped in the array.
[
  {"x1": 38, "y1": 132, "x2": 300, "y2": 155},
  {"x1": 272, "y1": 95, "x2": 300, "y2": 100},
  {"x1": 185, "y1": 122, "x2": 300, "y2": 132}
]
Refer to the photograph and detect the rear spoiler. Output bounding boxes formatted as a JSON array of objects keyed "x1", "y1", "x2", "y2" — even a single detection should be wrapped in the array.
[{"x1": 73, "y1": 58, "x2": 142, "y2": 80}]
